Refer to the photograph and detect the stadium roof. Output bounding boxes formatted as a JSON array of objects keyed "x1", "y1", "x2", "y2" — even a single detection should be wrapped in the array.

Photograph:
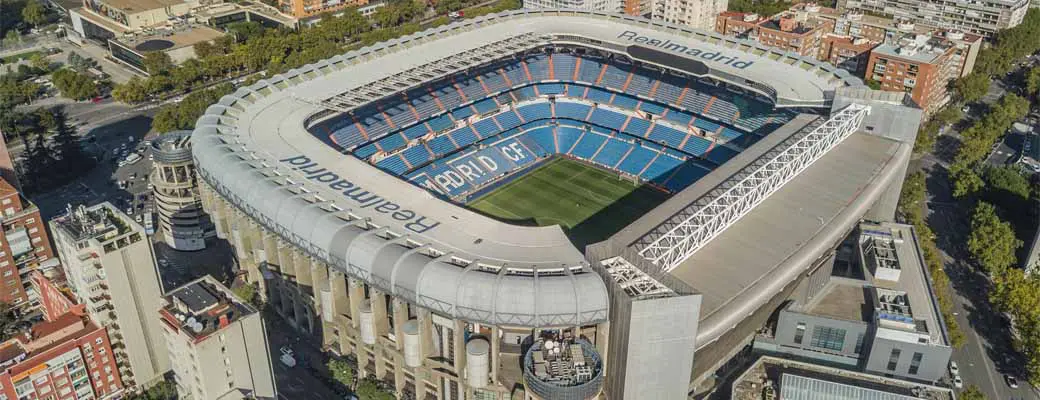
[{"x1": 193, "y1": 10, "x2": 881, "y2": 329}]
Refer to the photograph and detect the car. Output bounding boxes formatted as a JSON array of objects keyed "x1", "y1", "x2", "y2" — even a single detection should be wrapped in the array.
[
  {"x1": 279, "y1": 346, "x2": 296, "y2": 367},
  {"x1": 949, "y1": 361, "x2": 959, "y2": 376},
  {"x1": 1005, "y1": 374, "x2": 1019, "y2": 389},
  {"x1": 126, "y1": 207, "x2": 134, "y2": 216},
  {"x1": 952, "y1": 375, "x2": 963, "y2": 389}
]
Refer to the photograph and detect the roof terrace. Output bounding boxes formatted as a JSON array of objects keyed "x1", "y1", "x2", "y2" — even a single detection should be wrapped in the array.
[{"x1": 160, "y1": 276, "x2": 255, "y2": 343}]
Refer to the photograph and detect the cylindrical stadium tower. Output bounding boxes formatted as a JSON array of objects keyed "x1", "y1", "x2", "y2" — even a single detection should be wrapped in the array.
[{"x1": 151, "y1": 131, "x2": 212, "y2": 251}]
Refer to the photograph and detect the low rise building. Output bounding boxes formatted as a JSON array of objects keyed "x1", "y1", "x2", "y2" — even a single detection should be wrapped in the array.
[
  {"x1": 0, "y1": 275, "x2": 123, "y2": 400},
  {"x1": 754, "y1": 222, "x2": 953, "y2": 383},
  {"x1": 0, "y1": 177, "x2": 57, "y2": 308},
  {"x1": 715, "y1": 11, "x2": 834, "y2": 58},
  {"x1": 159, "y1": 276, "x2": 277, "y2": 400},
  {"x1": 652, "y1": 0, "x2": 729, "y2": 31},
  {"x1": 151, "y1": 131, "x2": 213, "y2": 251},
  {"x1": 50, "y1": 203, "x2": 170, "y2": 389},
  {"x1": 837, "y1": 0, "x2": 1028, "y2": 38},
  {"x1": 865, "y1": 34, "x2": 961, "y2": 115}
]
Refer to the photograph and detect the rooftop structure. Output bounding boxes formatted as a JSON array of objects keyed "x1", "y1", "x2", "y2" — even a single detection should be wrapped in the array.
[
  {"x1": 732, "y1": 356, "x2": 953, "y2": 400},
  {"x1": 151, "y1": 131, "x2": 212, "y2": 251},
  {"x1": 522, "y1": 338, "x2": 604, "y2": 400},
  {"x1": 159, "y1": 276, "x2": 276, "y2": 400},
  {"x1": 866, "y1": 34, "x2": 961, "y2": 114},
  {"x1": 50, "y1": 203, "x2": 169, "y2": 389},
  {"x1": 837, "y1": 0, "x2": 1028, "y2": 37}
]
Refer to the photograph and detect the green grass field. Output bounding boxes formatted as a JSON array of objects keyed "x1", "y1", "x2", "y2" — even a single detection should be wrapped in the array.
[{"x1": 468, "y1": 157, "x2": 670, "y2": 248}]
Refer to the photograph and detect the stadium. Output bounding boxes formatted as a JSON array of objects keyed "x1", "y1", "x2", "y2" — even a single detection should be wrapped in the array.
[{"x1": 191, "y1": 9, "x2": 922, "y2": 400}]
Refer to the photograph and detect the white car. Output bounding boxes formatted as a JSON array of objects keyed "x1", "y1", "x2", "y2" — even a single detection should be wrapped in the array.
[
  {"x1": 953, "y1": 375, "x2": 963, "y2": 389},
  {"x1": 949, "y1": 361, "x2": 959, "y2": 376},
  {"x1": 279, "y1": 346, "x2": 296, "y2": 367}
]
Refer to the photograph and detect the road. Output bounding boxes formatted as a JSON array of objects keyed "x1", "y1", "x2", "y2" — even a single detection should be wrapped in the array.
[
  {"x1": 263, "y1": 309, "x2": 342, "y2": 400},
  {"x1": 916, "y1": 63, "x2": 1040, "y2": 400}
]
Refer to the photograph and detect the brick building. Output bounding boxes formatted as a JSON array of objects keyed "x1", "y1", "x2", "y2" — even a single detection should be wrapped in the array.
[
  {"x1": 0, "y1": 177, "x2": 56, "y2": 308},
  {"x1": 715, "y1": 11, "x2": 833, "y2": 58},
  {"x1": 0, "y1": 276, "x2": 122, "y2": 400},
  {"x1": 866, "y1": 34, "x2": 960, "y2": 114}
]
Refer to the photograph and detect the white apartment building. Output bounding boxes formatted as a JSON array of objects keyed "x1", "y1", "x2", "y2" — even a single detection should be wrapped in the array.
[
  {"x1": 522, "y1": 0, "x2": 624, "y2": 13},
  {"x1": 159, "y1": 276, "x2": 277, "y2": 400},
  {"x1": 838, "y1": 0, "x2": 1029, "y2": 37},
  {"x1": 49, "y1": 203, "x2": 171, "y2": 389},
  {"x1": 653, "y1": 0, "x2": 729, "y2": 31}
]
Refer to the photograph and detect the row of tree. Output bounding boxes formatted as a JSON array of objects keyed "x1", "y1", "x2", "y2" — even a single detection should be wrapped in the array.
[
  {"x1": 10, "y1": 107, "x2": 95, "y2": 194},
  {"x1": 112, "y1": 0, "x2": 521, "y2": 105},
  {"x1": 949, "y1": 93, "x2": 1031, "y2": 197}
]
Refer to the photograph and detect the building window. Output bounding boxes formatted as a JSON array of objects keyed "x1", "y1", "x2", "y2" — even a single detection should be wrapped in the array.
[
  {"x1": 908, "y1": 352, "x2": 923, "y2": 375},
  {"x1": 810, "y1": 326, "x2": 847, "y2": 351},
  {"x1": 887, "y1": 348, "x2": 901, "y2": 371},
  {"x1": 794, "y1": 323, "x2": 806, "y2": 344},
  {"x1": 854, "y1": 333, "x2": 865, "y2": 354}
]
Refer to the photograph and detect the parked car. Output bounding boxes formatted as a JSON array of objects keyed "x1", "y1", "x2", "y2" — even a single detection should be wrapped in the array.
[
  {"x1": 953, "y1": 375, "x2": 963, "y2": 389},
  {"x1": 280, "y1": 346, "x2": 297, "y2": 367},
  {"x1": 949, "y1": 361, "x2": 959, "y2": 376},
  {"x1": 1005, "y1": 374, "x2": 1019, "y2": 389}
]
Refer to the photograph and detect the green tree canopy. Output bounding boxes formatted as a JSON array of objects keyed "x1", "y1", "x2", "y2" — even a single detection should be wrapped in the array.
[
  {"x1": 327, "y1": 358, "x2": 354, "y2": 388},
  {"x1": 21, "y1": 0, "x2": 46, "y2": 28},
  {"x1": 955, "y1": 73, "x2": 990, "y2": 103},
  {"x1": 51, "y1": 69, "x2": 99, "y2": 100},
  {"x1": 967, "y1": 202, "x2": 1022, "y2": 273},
  {"x1": 142, "y1": 52, "x2": 174, "y2": 76}
]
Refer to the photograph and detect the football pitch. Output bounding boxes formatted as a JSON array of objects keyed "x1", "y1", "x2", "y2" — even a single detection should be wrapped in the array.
[{"x1": 468, "y1": 157, "x2": 671, "y2": 248}]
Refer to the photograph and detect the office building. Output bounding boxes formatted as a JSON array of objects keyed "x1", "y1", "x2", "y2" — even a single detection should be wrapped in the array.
[
  {"x1": 50, "y1": 203, "x2": 170, "y2": 389},
  {"x1": 715, "y1": 11, "x2": 833, "y2": 58},
  {"x1": 837, "y1": 0, "x2": 1028, "y2": 37},
  {"x1": 151, "y1": 131, "x2": 213, "y2": 251},
  {"x1": 0, "y1": 274, "x2": 123, "y2": 400},
  {"x1": 865, "y1": 34, "x2": 962, "y2": 115},
  {"x1": 654, "y1": 0, "x2": 728, "y2": 30},
  {"x1": 754, "y1": 222, "x2": 952, "y2": 383},
  {"x1": 0, "y1": 177, "x2": 56, "y2": 308},
  {"x1": 159, "y1": 276, "x2": 277, "y2": 400}
]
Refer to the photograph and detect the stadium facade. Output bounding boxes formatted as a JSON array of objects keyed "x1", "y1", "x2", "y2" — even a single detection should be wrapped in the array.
[{"x1": 192, "y1": 10, "x2": 923, "y2": 400}]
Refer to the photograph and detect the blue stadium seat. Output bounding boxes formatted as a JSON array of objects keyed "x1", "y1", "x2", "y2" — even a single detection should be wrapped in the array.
[
  {"x1": 600, "y1": 64, "x2": 628, "y2": 90},
  {"x1": 552, "y1": 54, "x2": 577, "y2": 81},
  {"x1": 638, "y1": 102, "x2": 667, "y2": 115},
  {"x1": 643, "y1": 154, "x2": 682, "y2": 181},
  {"x1": 555, "y1": 102, "x2": 591, "y2": 120},
  {"x1": 503, "y1": 64, "x2": 529, "y2": 87},
  {"x1": 481, "y1": 70, "x2": 509, "y2": 94},
  {"x1": 682, "y1": 135, "x2": 711, "y2": 156},
  {"x1": 617, "y1": 146, "x2": 656, "y2": 176},
  {"x1": 410, "y1": 91, "x2": 440, "y2": 117},
  {"x1": 693, "y1": 118, "x2": 721, "y2": 133},
  {"x1": 515, "y1": 86, "x2": 537, "y2": 101},
  {"x1": 626, "y1": 73, "x2": 654, "y2": 97},
  {"x1": 378, "y1": 133, "x2": 408, "y2": 152},
  {"x1": 472, "y1": 119, "x2": 499, "y2": 139},
  {"x1": 611, "y1": 95, "x2": 639, "y2": 110},
  {"x1": 472, "y1": 98, "x2": 498, "y2": 114},
  {"x1": 593, "y1": 138, "x2": 632, "y2": 168},
  {"x1": 586, "y1": 88, "x2": 612, "y2": 104},
  {"x1": 566, "y1": 84, "x2": 586, "y2": 98},
  {"x1": 589, "y1": 108, "x2": 626, "y2": 128},
  {"x1": 518, "y1": 103, "x2": 551, "y2": 122},
  {"x1": 577, "y1": 58, "x2": 602, "y2": 83},
  {"x1": 526, "y1": 55, "x2": 550, "y2": 81},
  {"x1": 526, "y1": 126, "x2": 557, "y2": 154},
  {"x1": 556, "y1": 126, "x2": 584, "y2": 152},
  {"x1": 719, "y1": 128, "x2": 744, "y2": 142},
  {"x1": 428, "y1": 114, "x2": 453, "y2": 132},
  {"x1": 664, "y1": 111, "x2": 694, "y2": 126},
  {"x1": 538, "y1": 83, "x2": 565, "y2": 95},
  {"x1": 402, "y1": 145, "x2": 433, "y2": 167},
  {"x1": 496, "y1": 93, "x2": 514, "y2": 105},
  {"x1": 354, "y1": 143, "x2": 378, "y2": 159},
  {"x1": 435, "y1": 84, "x2": 465, "y2": 110},
  {"x1": 495, "y1": 111, "x2": 523, "y2": 130},
  {"x1": 427, "y1": 135, "x2": 456, "y2": 155},
  {"x1": 569, "y1": 132, "x2": 607, "y2": 159},
  {"x1": 623, "y1": 118, "x2": 651, "y2": 137},
  {"x1": 450, "y1": 127, "x2": 479, "y2": 147},
  {"x1": 648, "y1": 124, "x2": 685, "y2": 148},
  {"x1": 452, "y1": 106, "x2": 474, "y2": 121},
  {"x1": 331, "y1": 123, "x2": 366, "y2": 150},
  {"x1": 457, "y1": 77, "x2": 487, "y2": 102},
  {"x1": 376, "y1": 154, "x2": 409, "y2": 175},
  {"x1": 654, "y1": 75, "x2": 685, "y2": 105}
]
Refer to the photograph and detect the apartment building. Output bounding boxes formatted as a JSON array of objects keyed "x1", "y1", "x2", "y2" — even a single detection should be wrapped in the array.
[
  {"x1": 865, "y1": 34, "x2": 960, "y2": 114},
  {"x1": 159, "y1": 276, "x2": 276, "y2": 400},
  {"x1": 151, "y1": 131, "x2": 213, "y2": 251},
  {"x1": 0, "y1": 275, "x2": 123, "y2": 400},
  {"x1": 653, "y1": 0, "x2": 729, "y2": 31},
  {"x1": 50, "y1": 203, "x2": 170, "y2": 390},
  {"x1": 837, "y1": 0, "x2": 1029, "y2": 37},
  {"x1": 715, "y1": 11, "x2": 833, "y2": 58},
  {"x1": 0, "y1": 177, "x2": 56, "y2": 308},
  {"x1": 821, "y1": 36, "x2": 877, "y2": 76},
  {"x1": 754, "y1": 222, "x2": 952, "y2": 383},
  {"x1": 791, "y1": 4, "x2": 983, "y2": 77}
]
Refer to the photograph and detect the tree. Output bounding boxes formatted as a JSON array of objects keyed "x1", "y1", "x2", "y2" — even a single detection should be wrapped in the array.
[
  {"x1": 142, "y1": 52, "x2": 173, "y2": 76},
  {"x1": 951, "y1": 168, "x2": 984, "y2": 198},
  {"x1": 3, "y1": 30, "x2": 21, "y2": 47},
  {"x1": 327, "y1": 358, "x2": 354, "y2": 389},
  {"x1": 967, "y1": 202, "x2": 1022, "y2": 273},
  {"x1": 51, "y1": 69, "x2": 99, "y2": 100},
  {"x1": 955, "y1": 73, "x2": 990, "y2": 103},
  {"x1": 231, "y1": 283, "x2": 257, "y2": 305},
  {"x1": 112, "y1": 77, "x2": 148, "y2": 103},
  {"x1": 982, "y1": 165, "x2": 1031, "y2": 199},
  {"x1": 1028, "y1": 66, "x2": 1040, "y2": 99},
  {"x1": 48, "y1": 106, "x2": 92, "y2": 173},
  {"x1": 960, "y1": 385, "x2": 986, "y2": 400},
  {"x1": 0, "y1": 303, "x2": 17, "y2": 341},
  {"x1": 21, "y1": 0, "x2": 46, "y2": 28},
  {"x1": 226, "y1": 21, "x2": 264, "y2": 41},
  {"x1": 28, "y1": 53, "x2": 48, "y2": 71},
  {"x1": 355, "y1": 379, "x2": 394, "y2": 400}
]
